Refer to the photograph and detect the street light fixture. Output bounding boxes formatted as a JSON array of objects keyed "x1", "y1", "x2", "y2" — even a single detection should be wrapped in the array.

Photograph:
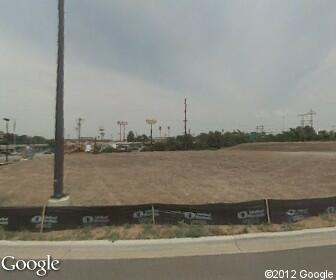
[
  {"x1": 146, "y1": 119, "x2": 157, "y2": 146},
  {"x1": 3, "y1": 118, "x2": 10, "y2": 162}
]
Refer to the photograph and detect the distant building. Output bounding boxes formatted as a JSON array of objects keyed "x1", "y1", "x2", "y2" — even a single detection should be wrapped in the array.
[{"x1": 0, "y1": 131, "x2": 4, "y2": 141}]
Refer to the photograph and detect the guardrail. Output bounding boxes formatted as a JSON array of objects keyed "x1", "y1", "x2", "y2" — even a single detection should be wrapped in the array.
[{"x1": 0, "y1": 196, "x2": 335, "y2": 231}]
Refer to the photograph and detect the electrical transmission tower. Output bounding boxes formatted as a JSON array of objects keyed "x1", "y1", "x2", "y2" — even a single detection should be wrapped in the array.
[
  {"x1": 256, "y1": 125, "x2": 264, "y2": 134},
  {"x1": 298, "y1": 109, "x2": 316, "y2": 128},
  {"x1": 76, "y1": 118, "x2": 84, "y2": 145},
  {"x1": 117, "y1": 121, "x2": 128, "y2": 142}
]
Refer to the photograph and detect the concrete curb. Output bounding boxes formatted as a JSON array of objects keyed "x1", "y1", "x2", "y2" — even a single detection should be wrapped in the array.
[{"x1": 0, "y1": 227, "x2": 335, "y2": 260}]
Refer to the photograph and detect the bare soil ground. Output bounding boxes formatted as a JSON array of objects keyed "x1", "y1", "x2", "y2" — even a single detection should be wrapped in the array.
[
  {"x1": 230, "y1": 141, "x2": 336, "y2": 152},
  {"x1": 0, "y1": 141, "x2": 336, "y2": 206}
]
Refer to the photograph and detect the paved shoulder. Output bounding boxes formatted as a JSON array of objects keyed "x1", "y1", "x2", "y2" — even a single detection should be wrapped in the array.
[
  {"x1": 0, "y1": 227, "x2": 335, "y2": 260},
  {"x1": 0, "y1": 246, "x2": 335, "y2": 280}
]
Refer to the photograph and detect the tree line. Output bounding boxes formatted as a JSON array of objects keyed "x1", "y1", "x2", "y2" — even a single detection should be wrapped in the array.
[
  {"x1": 127, "y1": 126, "x2": 336, "y2": 151},
  {"x1": 2, "y1": 126, "x2": 335, "y2": 151},
  {"x1": 0, "y1": 134, "x2": 50, "y2": 145}
]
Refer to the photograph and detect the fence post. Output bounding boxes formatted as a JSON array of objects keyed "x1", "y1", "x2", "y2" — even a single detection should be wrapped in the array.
[
  {"x1": 151, "y1": 204, "x2": 156, "y2": 225},
  {"x1": 40, "y1": 204, "x2": 47, "y2": 233},
  {"x1": 265, "y1": 199, "x2": 272, "y2": 224}
]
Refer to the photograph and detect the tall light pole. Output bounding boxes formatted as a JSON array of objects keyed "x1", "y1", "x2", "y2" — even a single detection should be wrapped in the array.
[
  {"x1": 146, "y1": 119, "x2": 157, "y2": 146},
  {"x1": 117, "y1": 121, "x2": 128, "y2": 142},
  {"x1": 99, "y1": 126, "x2": 105, "y2": 140},
  {"x1": 3, "y1": 118, "x2": 10, "y2": 162},
  {"x1": 52, "y1": 0, "x2": 66, "y2": 200},
  {"x1": 167, "y1": 126, "x2": 170, "y2": 137}
]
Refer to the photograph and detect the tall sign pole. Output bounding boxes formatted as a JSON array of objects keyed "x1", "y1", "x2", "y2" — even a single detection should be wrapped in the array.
[{"x1": 53, "y1": 0, "x2": 65, "y2": 199}]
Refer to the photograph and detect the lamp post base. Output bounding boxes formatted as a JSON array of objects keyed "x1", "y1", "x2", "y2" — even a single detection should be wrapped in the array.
[{"x1": 48, "y1": 194, "x2": 70, "y2": 207}]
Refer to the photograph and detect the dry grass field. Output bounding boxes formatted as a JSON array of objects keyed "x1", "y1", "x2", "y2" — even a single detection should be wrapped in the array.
[
  {"x1": 1, "y1": 215, "x2": 335, "y2": 241},
  {"x1": 0, "y1": 142, "x2": 336, "y2": 207}
]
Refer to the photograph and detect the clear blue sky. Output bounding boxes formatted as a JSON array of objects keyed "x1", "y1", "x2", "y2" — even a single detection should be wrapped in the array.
[{"x1": 1, "y1": 1, "x2": 336, "y2": 138}]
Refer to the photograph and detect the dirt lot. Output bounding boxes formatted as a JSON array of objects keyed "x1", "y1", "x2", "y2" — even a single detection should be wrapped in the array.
[
  {"x1": 229, "y1": 141, "x2": 336, "y2": 152},
  {"x1": 0, "y1": 142, "x2": 336, "y2": 206}
]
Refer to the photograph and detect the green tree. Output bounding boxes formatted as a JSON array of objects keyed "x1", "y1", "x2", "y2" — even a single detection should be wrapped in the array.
[
  {"x1": 127, "y1": 131, "x2": 136, "y2": 142},
  {"x1": 135, "y1": 134, "x2": 149, "y2": 143}
]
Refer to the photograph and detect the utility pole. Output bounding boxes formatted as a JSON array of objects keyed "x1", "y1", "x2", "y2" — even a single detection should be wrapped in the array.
[
  {"x1": 183, "y1": 98, "x2": 188, "y2": 150},
  {"x1": 13, "y1": 120, "x2": 16, "y2": 153},
  {"x1": 167, "y1": 126, "x2": 171, "y2": 137},
  {"x1": 159, "y1": 126, "x2": 162, "y2": 139},
  {"x1": 76, "y1": 118, "x2": 83, "y2": 146},
  {"x1": 3, "y1": 118, "x2": 10, "y2": 162},
  {"x1": 51, "y1": 0, "x2": 68, "y2": 203},
  {"x1": 183, "y1": 98, "x2": 187, "y2": 136}
]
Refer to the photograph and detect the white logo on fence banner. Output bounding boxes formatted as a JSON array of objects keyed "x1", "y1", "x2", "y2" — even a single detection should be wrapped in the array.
[
  {"x1": 31, "y1": 216, "x2": 58, "y2": 224},
  {"x1": 82, "y1": 216, "x2": 110, "y2": 224},
  {"x1": 285, "y1": 209, "x2": 309, "y2": 222},
  {"x1": 183, "y1": 212, "x2": 212, "y2": 221},
  {"x1": 286, "y1": 209, "x2": 309, "y2": 216},
  {"x1": 133, "y1": 210, "x2": 159, "y2": 219},
  {"x1": 237, "y1": 209, "x2": 265, "y2": 220},
  {"x1": 161, "y1": 210, "x2": 212, "y2": 221},
  {"x1": 0, "y1": 217, "x2": 8, "y2": 225},
  {"x1": 327, "y1": 206, "x2": 336, "y2": 214}
]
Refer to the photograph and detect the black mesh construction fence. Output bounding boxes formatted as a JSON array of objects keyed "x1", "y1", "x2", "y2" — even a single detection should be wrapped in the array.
[
  {"x1": 268, "y1": 196, "x2": 336, "y2": 223},
  {"x1": 0, "y1": 197, "x2": 334, "y2": 231}
]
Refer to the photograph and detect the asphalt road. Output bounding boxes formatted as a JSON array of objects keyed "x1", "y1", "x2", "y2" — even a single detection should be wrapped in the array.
[{"x1": 1, "y1": 245, "x2": 335, "y2": 280}]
